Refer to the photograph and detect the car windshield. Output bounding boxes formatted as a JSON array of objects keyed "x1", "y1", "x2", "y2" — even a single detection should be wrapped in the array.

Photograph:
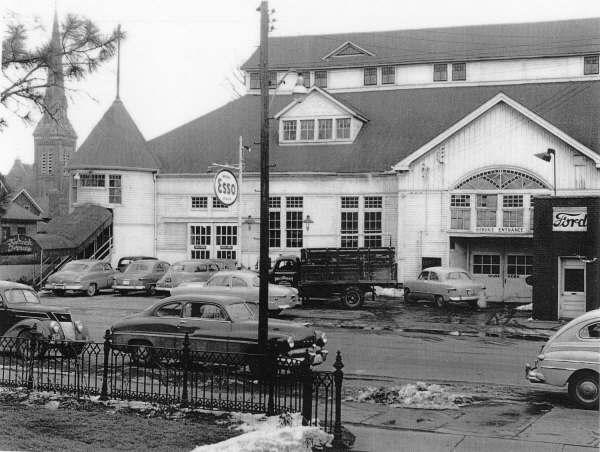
[
  {"x1": 447, "y1": 272, "x2": 472, "y2": 280},
  {"x1": 225, "y1": 302, "x2": 256, "y2": 321},
  {"x1": 125, "y1": 263, "x2": 150, "y2": 272},
  {"x1": 4, "y1": 289, "x2": 40, "y2": 304},
  {"x1": 206, "y1": 275, "x2": 229, "y2": 286},
  {"x1": 63, "y1": 262, "x2": 89, "y2": 272}
]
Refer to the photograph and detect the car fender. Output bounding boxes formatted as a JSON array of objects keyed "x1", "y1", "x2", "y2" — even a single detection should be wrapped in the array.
[{"x1": 4, "y1": 318, "x2": 51, "y2": 338}]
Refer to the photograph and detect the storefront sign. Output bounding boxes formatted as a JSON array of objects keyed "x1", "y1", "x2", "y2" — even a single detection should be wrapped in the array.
[
  {"x1": 475, "y1": 227, "x2": 527, "y2": 233},
  {"x1": 0, "y1": 235, "x2": 34, "y2": 255},
  {"x1": 213, "y1": 169, "x2": 239, "y2": 206},
  {"x1": 552, "y1": 207, "x2": 587, "y2": 231}
]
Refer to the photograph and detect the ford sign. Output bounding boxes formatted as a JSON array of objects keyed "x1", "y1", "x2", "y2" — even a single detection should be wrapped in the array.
[{"x1": 552, "y1": 207, "x2": 587, "y2": 231}]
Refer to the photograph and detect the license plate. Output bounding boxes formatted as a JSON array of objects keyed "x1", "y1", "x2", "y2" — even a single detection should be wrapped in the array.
[{"x1": 123, "y1": 280, "x2": 130, "y2": 285}]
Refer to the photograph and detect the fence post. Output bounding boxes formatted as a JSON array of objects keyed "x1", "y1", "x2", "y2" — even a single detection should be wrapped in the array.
[
  {"x1": 181, "y1": 333, "x2": 190, "y2": 405},
  {"x1": 99, "y1": 329, "x2": 111, "y2": 401},
  {"x1": 331, "y1": 351, "x2": 345, "y2": 450},
  {"x1": 26, "y1": 324, "x2": 38, "y2": 390},
  {"x1": 301, "y1": 350, "x2": 313, "y2": 426}
]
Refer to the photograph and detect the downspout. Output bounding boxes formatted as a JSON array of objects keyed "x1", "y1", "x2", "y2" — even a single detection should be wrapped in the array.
[{"x1": 153, "y1": 171, "x2": 157, "y2": 256}]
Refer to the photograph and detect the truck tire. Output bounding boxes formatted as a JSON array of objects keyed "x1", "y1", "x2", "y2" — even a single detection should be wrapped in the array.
[{"x1": 343, "y1": 286, "x2": 364, "y2": 309}]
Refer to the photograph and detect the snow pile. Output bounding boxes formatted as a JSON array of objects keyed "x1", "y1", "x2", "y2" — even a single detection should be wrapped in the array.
[
  {"x1": 374, "y1": 286, "x2": 404, "y2": 298},
  {"x1": 516, "y1": 303, "x2": 532, "y2": 311},
  {"x1": 192, "y1": 412, "x2": 332, "y2": 452},
  {"x1": 346, "y1": 382, "x2": 472, "y2": 410}
]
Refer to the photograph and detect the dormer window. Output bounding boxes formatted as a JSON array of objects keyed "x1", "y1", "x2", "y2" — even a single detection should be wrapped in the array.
[
  {"x1": 433, "y1": 64, "x2": 448, "y2": 82},
  {"x1": 381, "y1": 66, "x2": 395, "y2": 84},
  {"x1": 364, "y1": 67, "x2": 377, "y2": 86},
  {"x1": 250, "y1": 72, "x2": 260, "y2": 89},
  {"x1": 318, "y1": 119, "x2": 333, "y2": 139},
  {"x1": 315, "y1": 71, "x2": 328, "y2": 88},
  {"x1": 336, "y1": 118, "x2": 351, "y2": 139},
  {"x1": 452, "y1": 63, "x2": 466, "y2": 81}
]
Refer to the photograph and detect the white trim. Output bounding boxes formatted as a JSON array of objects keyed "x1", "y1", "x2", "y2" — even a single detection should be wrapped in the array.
[
  {"x1": 274, "y1": 86, "x2": 369, "y2": 122},
  {"x1": 11, "y1": 188, "x2": 44, "y2": 214},
  {"x1": 392, "y1": 92, "x2": 600, "y2": 171},
  {"x1": 322, "y1": 41, "x2": 375, "y2": 60}
]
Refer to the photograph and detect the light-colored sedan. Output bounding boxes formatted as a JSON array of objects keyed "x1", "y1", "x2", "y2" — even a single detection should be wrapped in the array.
[
  {"x1": 403, "y1": 267, "x2": 485, "y2": 308},
  {"x1": 526, "y1": 309, "x2": 599, "y2": 409},
  {"x1": 45, "y1": 260, "x2": 115, "y2": 296},
  {"x1": 156, "y1": 260, "x2": 222, "y2": 293},
  {"x1": 171, "y1": 270, "x2": 301, "y2": 314},
  {"x1": 113, "y1": 260, "x2": 170, "y2": 296}
]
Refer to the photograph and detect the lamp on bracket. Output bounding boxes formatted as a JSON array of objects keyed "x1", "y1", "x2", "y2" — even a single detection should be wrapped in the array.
[
  {"x1": 242, "y1": 215, "x2": 258, "y2": 230},
  {"x1": 534, "y1": 148, "x2": 556, "y2": 196},
  {"x1": 303, "y1": 214, "x2": 314, "y2": 231}
]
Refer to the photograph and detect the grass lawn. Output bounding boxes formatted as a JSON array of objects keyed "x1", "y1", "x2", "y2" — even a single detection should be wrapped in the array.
[{"x1": 0, "y1": 392, "x2": 237, "y2": 451}]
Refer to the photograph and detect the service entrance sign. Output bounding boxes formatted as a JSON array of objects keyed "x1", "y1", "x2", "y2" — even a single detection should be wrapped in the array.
[
  {"x1": 552, "y1": 207, "x2": 587, "y2": 231},
  {"x1": 213, "y1": 169, "x2": 239, "y2": 206}
]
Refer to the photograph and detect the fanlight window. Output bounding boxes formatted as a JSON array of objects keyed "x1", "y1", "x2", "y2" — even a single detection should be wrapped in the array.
[{"x1": 456, "y1": 169, "x2": 547, "y2": 190}]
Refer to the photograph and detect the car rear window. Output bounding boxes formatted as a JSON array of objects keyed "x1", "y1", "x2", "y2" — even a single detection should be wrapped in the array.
[
  {"x1": 126, "y1": 263, "x2": 150, "y2": 272},
  {"x1": 4, "y1": 289, "x2": 40, "y2": 304},
  {"x1": 447, "y1": 272, "x2": 472, "y2": 280},
  {"x1": 63, "y1": 263, "x2": 89, "y2": 272}
]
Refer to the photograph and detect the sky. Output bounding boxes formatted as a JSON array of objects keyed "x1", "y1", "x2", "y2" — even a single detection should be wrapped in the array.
[{"x1": 1, "y1": 0, "x2": 599, "y2": 174}]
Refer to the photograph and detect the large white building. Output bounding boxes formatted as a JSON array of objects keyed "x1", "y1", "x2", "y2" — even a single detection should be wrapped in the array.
[{"x1": 68, "y1": 18, "x2": 600, "y2": 305}]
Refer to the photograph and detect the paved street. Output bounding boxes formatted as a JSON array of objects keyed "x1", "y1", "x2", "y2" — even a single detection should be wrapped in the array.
[{"x1": 41, "y1": 291, "x2": 599, "y2": 450}]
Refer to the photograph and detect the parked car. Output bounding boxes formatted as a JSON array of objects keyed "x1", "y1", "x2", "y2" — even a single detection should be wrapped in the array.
[
  {"x1": 526, "y1": 309, "x2": 599, "y2": 409},
  {"x1": 0, "y1": 280, "x2": 89, "y2": 356},
  {"x1": 155, "y1": 259, "x2": 234, "y2": 294},
  {"x1": 171, "y1": 270, "x2": 301, "y2": 314},
  {"x1": 116, "y1": 256, "x2": 158, "y2": 273},
  {"x1": 113, "y1": 260, "x2": 170, "y2": 296},
  {"x1": 403, "y1": 267, "x2": 485, "y2": 308},
  {"x1": 110, "y1": 294, "x2": 327, "y2": 366},
  {"x1": 45, "y1": 260, "x2": 115, "y2": 296}
]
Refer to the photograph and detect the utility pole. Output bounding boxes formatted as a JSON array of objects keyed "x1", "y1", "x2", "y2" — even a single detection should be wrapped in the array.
[
  {"x1": 258, "y1": 0, "x2": 270, "y2": 351},
  {"x1": 238, "y1": 136, "x2": 244, "y2": 266}
]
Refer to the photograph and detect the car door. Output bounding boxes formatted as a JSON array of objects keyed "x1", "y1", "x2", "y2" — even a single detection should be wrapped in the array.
[
  {"x1": 427, "y1": 271, "x2": 442, "y2": 299},
  {"x1": 412, "y1": 271, "x2": 428, "y2": 298},
  {"x1": 103, "y1": 263, "x2": 114, "y2": 288},
  {"x1": 89, "y1": 263, "x2": 104, "y2": 287},
  {"x1": 180, "y1": 301, "x2": 232, "y2": 352}
]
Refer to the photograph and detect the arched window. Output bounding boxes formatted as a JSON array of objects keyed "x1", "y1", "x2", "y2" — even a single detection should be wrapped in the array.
[{"x1": 455, "y1": 168, "x2": 548, "y2": 190}]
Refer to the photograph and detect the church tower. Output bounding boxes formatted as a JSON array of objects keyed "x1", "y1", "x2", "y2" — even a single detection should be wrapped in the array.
[{"x1": 32, "y1": 11, "x2": 77, "y2": 217}]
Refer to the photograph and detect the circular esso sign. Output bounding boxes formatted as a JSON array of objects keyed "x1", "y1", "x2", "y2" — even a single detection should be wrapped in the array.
[{"x1": 213, "y1": 169, "x2": 239, "y2": 206}]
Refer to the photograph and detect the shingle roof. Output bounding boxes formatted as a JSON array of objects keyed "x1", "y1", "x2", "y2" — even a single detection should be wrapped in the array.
[
  {"x1": 32, "y1": 204, "x2": 112, "y2": 251},
  {"x1": 69, "y1": 99, "x2": 159, "y2": 171},
  {"x1": 148, "y1": 80, "x2": 599, "y2": 174},
  {"x1": 1, "y1": 203, "x2": 41, "y2": 221},
  {"x1": 242, "y1": 18, "x2": 600, "y2": 70}
]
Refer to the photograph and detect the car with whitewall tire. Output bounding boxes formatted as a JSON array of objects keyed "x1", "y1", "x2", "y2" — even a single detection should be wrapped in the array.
[
  {"x1": 113, "y1": 260, "x2": 170, "y2": 296},
  {"x1": 45, "y1": 260, "x2": 115, "y2": 296},
  {"x1": 526, "y1": 309, "x2": 599, "y2": 410}
]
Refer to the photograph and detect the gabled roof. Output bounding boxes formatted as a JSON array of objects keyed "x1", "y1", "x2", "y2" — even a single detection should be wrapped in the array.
[
  {"x1": 1, "y1": 203, "x2": 41, "y2": 222},
  {"x1": 274, "y1": 86, "x2": 369, "y2": 122},
  {"x1": 148, "y1": 80, "x2": 599, "y2": 174},
  {"x1": 242, "y1": 18, "x2": 600, "y2": 70},
  {"x1": 11, "y1": 189, "x2": 43, "y2": 215},
  {"x1": 69, "y1": 99, "x2": 159, "y2": 171},
  {"x1": 322, "y1": 41, "x2": 375, "y2": 60}
]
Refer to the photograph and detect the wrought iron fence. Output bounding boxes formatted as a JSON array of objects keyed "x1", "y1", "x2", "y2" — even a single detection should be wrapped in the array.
[{"x1": 0, "y1": 331, "x2": 344, "y2": 446}]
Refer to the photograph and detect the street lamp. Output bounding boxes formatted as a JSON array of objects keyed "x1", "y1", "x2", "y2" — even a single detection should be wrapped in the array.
[{"x1": 534, "y1": 148, "x2": 556, "y2": 196}]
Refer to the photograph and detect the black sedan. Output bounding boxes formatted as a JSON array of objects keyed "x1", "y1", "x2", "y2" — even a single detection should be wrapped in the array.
[{"x1": 110, "y1": 294, "x2": 327, "y2": 366}]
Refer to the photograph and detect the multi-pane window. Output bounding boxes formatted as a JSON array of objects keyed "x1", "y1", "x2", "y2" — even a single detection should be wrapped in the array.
[
  {"x1": 502, "y1": 194, "x2": 523, "y2": 227},
  {"x1": 507, "y1": 255, "x2": 533, "y2": 276},
  {"x1": 212, "y1": 196, "x2": 227, "y2": 208},
  {"x1": 190, "y1": 225, "x2": 211, "y2": 246},
  {"x1": 452, "y1": 63, "x2": 466, "y2": 81},
  {"x1": 283, "y1": 120, "x2": 297, "y2": 141},
  {"x1": 249, "y1": 72, "x2": 260, "y2": 89},
  {"x1": 364, "y1": 67, "x2": 377, "y2": 85},
  {"x1": 298, "y1": 71, "x2": 311, "y2": 88},
  {"x1": 584, "y1": 55, "x2": 599, "y2": 75},
  {"x1": 216, "y1": 225, "x2": 237, "y2": 246},
  {"x1": 40, "y1": 151, "x2": 54, "y2": 175},
  {"x1": 285, "y1": 196, "x2": 303, "y2": 248},
  {"x1": 472, "y1": 254, "x2": 500, "y2": 275},
  {"x1": 268, "y1": 70, "x2": 278, "y2": 87},
  {"x1": 315, "y1": 70, "x2": 327, "y2": 88},
  {"x1": 381, "y1": 66, "x2": 395, "y2": 84},
  {"x1": 341, "y1": 196, "x2": 359, "y2": 248},
  {"x1": 450, "y1": 194, "x2": 471, "y2": 229},
  {"x1": 269, "y1": 211, "x2": 281, "y2": 247},
  {"x1": 80, "y1": 174, "x2": 105, "y2": 187},
  {"x1": 364, "y1": 196, "x2": 383, "y2": 209},
  {"x1": 364, "y1": 196, "x2": 383, "y2": 248},
  {"x1": 191, "y1": 196, "x2": 208, "y2": 209},
  {"x1": 300, "y1": 120, "x2": 315, "y2": 140},
  {"x1": 1, "y1": 227, "x2": 10, "y2": 242},
  {"x1": 108, "y1": 175, "x2": 122, "y2": 204},
  {"x1": 269, "y1": 196, "x2": 281, "y2": 209},
  {"x1": 336, "y1": 118, "x2": 351, "y2": 139},
  {"x1": 476, "y1": 194, "x2": 497, "y2": 227},
  {"x1": 433, "y1": 63, "x2": 447, "y2": 81},
  {"x1": 318, "y1": 119, "x2": 333, "y2": 140}
]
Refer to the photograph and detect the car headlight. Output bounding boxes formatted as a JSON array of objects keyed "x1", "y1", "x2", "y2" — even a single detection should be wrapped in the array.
[
  {"x1": 74, "y1": 320, "x2": 84, "y2": 333},
  {"x1": 286, "y1": 336, "x2": 295, "y2": 349},
  {"x1": 320, "y1": 332, "x2": 327, "y2": 345},
  {"x1": 315, "y1": 331, "x2": 327, "y2": 346},
  {"x1": 49, "y1": 321, "x2": 60, "y2": 333}
]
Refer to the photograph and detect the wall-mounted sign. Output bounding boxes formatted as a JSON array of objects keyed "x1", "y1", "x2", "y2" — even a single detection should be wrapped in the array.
[
  {"x1": 474, "y1": 227, "x2": 527, "y2": 234},
  {"x1": 552, "y1": 207, "x2": 587, "y2": 231},
  {"x1": 213, "y1": 169, "x2": 239, "y2": 206},
  {"x1": 0, "y1": 235, "x2": 34, "y2": 255}
]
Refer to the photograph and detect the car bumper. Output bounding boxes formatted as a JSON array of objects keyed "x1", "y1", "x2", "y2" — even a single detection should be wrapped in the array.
[
  {"x1": 287, "y1": 347, "x2": 328, "y2": 365},
  {"x1": 113, "y1": 285, "x2": 146, "y2": 291},
  {"x1": 45, "y1": 283, "x2": 84, "y2": 291},
  {"x1": 155, "y1": 286, "x2": 172, "y2": 293},
  {"x1": 449, "y1": 295, "x2": 480, "y2": 302},
  {"x1": 525, "y1": 362, "x2": 545, "y2": 383}
]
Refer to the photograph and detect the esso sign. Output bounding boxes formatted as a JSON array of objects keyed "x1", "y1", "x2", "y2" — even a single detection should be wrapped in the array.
[{"x1": 213, "y1": 169, "x2": 239, "y2": 206}]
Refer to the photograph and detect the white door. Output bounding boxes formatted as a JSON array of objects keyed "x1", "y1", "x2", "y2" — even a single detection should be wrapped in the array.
[
  {"x1": 558, "y1": 258, "x2": 586, "y2": 319},
  {"x1": 215, "y1": 224, "x2": 239, "y2": 260}
]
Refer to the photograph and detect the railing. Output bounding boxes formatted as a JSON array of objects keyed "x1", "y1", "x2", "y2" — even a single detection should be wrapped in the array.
[
  {"x1": 0, "y1": 330, "x2": 345, "y2": 446},
  {"x1": 34, "y1": 255, "x2": 72, "y2": 290},
  {"x1": 90, "y1": 236, "x2": 113, "y2": 261}
]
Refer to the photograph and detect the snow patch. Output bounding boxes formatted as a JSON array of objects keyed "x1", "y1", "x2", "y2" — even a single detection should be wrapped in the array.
[
  {"x1": 516, "y1": 303, "x2": 532, "y2": 311},
  {"x1": 374, "y1": 286, "x2": 404, "y2": 298}
]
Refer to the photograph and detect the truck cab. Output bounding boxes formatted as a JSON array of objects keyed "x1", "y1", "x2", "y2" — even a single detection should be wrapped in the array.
[{"x1": 270, "y1": 255, "x2": 300, "y2": 288}]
